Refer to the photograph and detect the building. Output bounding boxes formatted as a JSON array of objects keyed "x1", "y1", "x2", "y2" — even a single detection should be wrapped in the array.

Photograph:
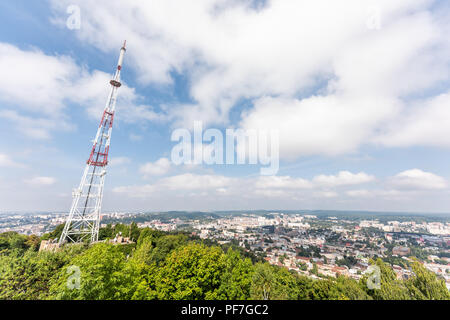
[
  {"x1": 392, "y1": 246, "x2": 410, "y2": 256},
  {"x1": 39, "y1": 239, "x2": 60, "y2": 252},
  {"x1": 109, "y1": 232, "x2": 134, "y2": 245}
]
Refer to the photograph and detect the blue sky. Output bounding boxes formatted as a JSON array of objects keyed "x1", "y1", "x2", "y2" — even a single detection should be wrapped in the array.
[{"x1": 0, "y1": 0, "x2": 450, "y2": 213}]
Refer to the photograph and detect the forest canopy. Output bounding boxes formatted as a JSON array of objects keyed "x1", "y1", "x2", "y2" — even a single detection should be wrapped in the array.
[{"x1": 0, "y1": 225, "x2": 449, "y2": 300}]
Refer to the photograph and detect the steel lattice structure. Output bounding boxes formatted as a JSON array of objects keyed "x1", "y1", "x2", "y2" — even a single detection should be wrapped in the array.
[{"x1": 59, "y1": 42, "x2": 127, "y2": 246}]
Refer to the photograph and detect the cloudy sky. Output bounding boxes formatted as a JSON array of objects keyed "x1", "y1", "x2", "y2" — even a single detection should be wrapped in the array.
[{"x1": 1, "y1": 0, "x2": 450, "y2": 213}]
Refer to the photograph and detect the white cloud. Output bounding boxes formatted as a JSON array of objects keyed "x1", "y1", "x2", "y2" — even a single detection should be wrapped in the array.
[
  {"x1": 0, "y1": 42, "x2": 163, "y2": 139},
  {"x1": 252, "y1": 189, "x2": 291, "y2": 199},
  {"x1": 346, "y1": 189, "x2": 372, "y2": 198},
  {"x1": 255, "y1": 176, "x2": 312, "y2": 189},
  {"x1": 158, "y1": 173, "x2": 233, "y2": 190},
  {"x1": 0, "y1": 43, "x2": 78, "y2": 115},
  {"x1": 0, "y1": 153, "x2": 24, "y2": 168},
  {"x1": 238, "y1": 9, "x2": 446, "y2": 158},
  {"x1": 139, "y1": 158, "x2": 172, "y2": 177},
  {"x1": 113, "y1": 184, "x2": 156, "y2": 197},
  {"x1": 49, "y1": 1, "x2": 450, "y2": 161},
  {"x1": 240, "y1": 95, "x2": 402, "y2": 159},
  {"x1": 313, "y1": 171, "x2": 375, "y2": 187},
  {"x1": 375, "y1": 92, "x2": 450, "y2": 148},
  {"x1": 25, "y1": 176, "x2": 56, "y2": 186},
  {"x1": 345, "y1": 188, "x2": 428, "y2": 201},
  {"x1": 116, "y1": 166, "x2": 449, "y2": 191},
  {"x1": 114, "y1": 170, "x2": 375, "y2": 199},
  {"x1": 389, "y1": 169, "x2": 447, "y2": 190},
  {"x1": 0, "y1": 110, "x2": 74, "y2": 140},
  {"x1": 111, "y1": 168, "x2": 450, "y2": 212},
  {"x1": 314, "y1": 191, "x2": 339, "y2": 198},
  {"x1": 113, "y1": 173, "x2": 234, "y2": 197}
]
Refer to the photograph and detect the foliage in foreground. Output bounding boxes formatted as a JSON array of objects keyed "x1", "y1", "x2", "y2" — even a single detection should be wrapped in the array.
[{"x1": 0, "y1": 228, "x2": 449, "y2": 300}]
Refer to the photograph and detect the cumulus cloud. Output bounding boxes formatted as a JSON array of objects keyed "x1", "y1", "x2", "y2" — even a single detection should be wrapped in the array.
[
  {"x1": 0, "y1": 153, "x2": 24, "y2": 168},
  {"x1": 375, "y1": 92, "x2": 450, "y2": 148},
  {"x1": 113, "y1": 167, "x2": 450, "y2": 208},
  {"x1": 389, "y1": 169, "x2": 447, "y2": 190},
  {"x1": 140, "y1": 158, "x2": 172, "y2": 177},
  {"x1": 255, "y1": 176, "x2": 312, "y2": 190},
  {"x1": 48, "y1": 0, "x2": 450, "y2": 159},
  {"x1": 313, "y1": 171, "x2": 375, "y2": 187},
  {"x1": 0, "y1": 43, "x2": 78, "y2": 115},
  {"x1": 240, "y1": 95, "x2": 402, "y2": 159},
  {"x1": 158, "y1": 173, "x2": 233, "y2": 190},
  {"x1": 113, "y1": 173, "x2": 235, "y2": 197},
  {"x1": 346, "y1": 189, "x2": 372, "y2": 198},
  {"x1": 25, "y1": 176, "x2": 56, "y2": 186},
  {"x1": 314, "y1": 191, "x2": 339, "y2": 199},
  {"x1": 113, "y1": 173, "x2": 236, "y2": 198},
  {"x1": 0, "y1": 110, "x2": 74, "y2": 140},
  {"x1": 114, "y1": 170, "x2": 377, "y2": 199},
  {"x1": 0, "y1": 42, "x2": 162, "y2": 139},
  {"x1": 345, "y1": 188, "x2": 418, "y2": 202}
]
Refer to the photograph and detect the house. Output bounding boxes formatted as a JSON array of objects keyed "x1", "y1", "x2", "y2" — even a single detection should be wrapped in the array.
[
  {"x1": 39, "y1": 239, "x2": 60, "y2": 252},
  {"x1": 109, "y1": 232, "x2": 134, "y2": 245},
  {"x1": 392, "y1": 246, "x2": 410, "y2": 256}
]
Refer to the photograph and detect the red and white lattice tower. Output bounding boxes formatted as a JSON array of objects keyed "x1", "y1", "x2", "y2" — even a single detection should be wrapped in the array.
[{"x1": 59, "y1": 41, "x2": 127, "y2": 245}]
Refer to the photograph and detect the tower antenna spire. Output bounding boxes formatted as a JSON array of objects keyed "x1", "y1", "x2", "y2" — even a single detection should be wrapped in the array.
[{"x1": 59, "y1": 42, "x2": 127, "y2": 245}]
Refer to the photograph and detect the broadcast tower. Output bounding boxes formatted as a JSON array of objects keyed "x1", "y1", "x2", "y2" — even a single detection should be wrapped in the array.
[{"x1": 59, "y1": 41, "x2": 127, "y2": 245}]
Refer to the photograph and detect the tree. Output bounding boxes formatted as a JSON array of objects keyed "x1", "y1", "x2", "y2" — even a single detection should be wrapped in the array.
[
  {"x1": 308, "y1": 279, "x2": 334, "y2": 300},
  {"x1": 250, "y1": 263, "x2": 302, "y2": 300},
  {"x1": 0, "y1": 232, "x2": 29, "y2": 251},
  {"x1": 332, "y1": 276, "x2": 371, "y2": 300},
  {"x1": 41, "y1": 224, "x2": 64, "y2": 242},
  {"x1": 306, "y1": 277, "x2": 370, "y2": 300},
  {"x1": 150, "y1": 234, "x2": 189, "y2": 266},
  {"x1": 3, "y1": 226, "x2": 450, "y2": 301},
  {"x1": 120, "y1": 239, "x2": 158, "y2": 300},
  {"x1": 297, "y1": 262, "x2": 308, "y2": 271},
  {"x1": 25, "y1": 235, "x2": 41, "y2": 251},
  {"x1": 360, "y1": 259, "x2": 410, "y2": 300},
  {"x1": 405, "y1": 260, "x2": 450, "y2": 300},
  {"x1": 137, "y1": 228, "x2": 165, "y2": 246},
  {"x1": 336, "y1": 255, "x2": 357, "y2": 268},
  {"x1": 0, "y1": 245, "x2": 83, "y2": 300},
  {"x1": 216, "y1": 249, "x2": 254, "y2": 300},
  {"x1": 50, "y1": 243, "x2": 128, "y2": 300},
  {"x1": 250, "y1": 263, "x2": 274, "y2": 300},
  {"x1": 272, "y1": 267, "x2": 308, "y2": 300},
  {"x1": 153, "y1": 243, "x2": 227, "y2": 300},
  {"x1": 311, "y1": 263, "x2": 319, "y2": 276},
  {"x1": 129, "y1": 222, "x2": 140, "y2": 242},
  {"x1": 98, "y1": 224, "x2": 114, "y2": 240}
]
